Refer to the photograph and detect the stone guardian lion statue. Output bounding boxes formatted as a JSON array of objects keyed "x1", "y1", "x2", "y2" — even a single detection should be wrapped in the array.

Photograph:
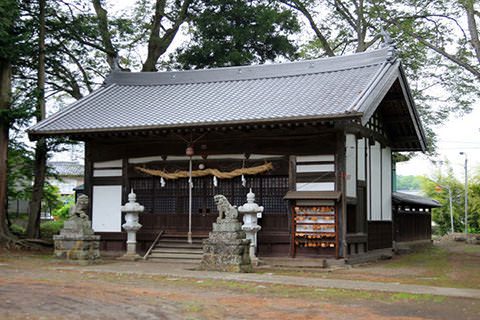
[
  {"x1": 68, "y1": 194, "x2": 89, "y2": 220},
  {"x1": 214, "y1": 195, "x2": 238, "y2": 221}
]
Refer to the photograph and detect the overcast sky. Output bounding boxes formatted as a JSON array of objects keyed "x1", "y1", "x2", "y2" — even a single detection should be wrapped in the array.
[{"x1": 397, "y1": 106, "x2": 480, "y2": 179}]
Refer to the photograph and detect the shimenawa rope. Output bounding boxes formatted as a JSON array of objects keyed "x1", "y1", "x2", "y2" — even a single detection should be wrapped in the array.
[{"x1": 135, "y1": 162, "x2": 273, "y2": 179}]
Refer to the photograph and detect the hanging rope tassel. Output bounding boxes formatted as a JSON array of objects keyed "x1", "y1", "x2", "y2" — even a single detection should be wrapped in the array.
[
  {"x1": 160, "y1": 177, "x2": 166, "y2": 187},
  {"x1": 241, "y1": 174, "x2": 246, "y2": 187},
  {"x1": 213, "y1": 176, "x2": 218, "y2": 187},
  {"x1": 189, "y1": 177, "x2": 193, "y2": 188}
]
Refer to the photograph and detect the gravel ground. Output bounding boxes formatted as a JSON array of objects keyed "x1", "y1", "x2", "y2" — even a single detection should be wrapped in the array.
[{"x1": 1, "y1": 240, "x2": 480, "y2": 319}]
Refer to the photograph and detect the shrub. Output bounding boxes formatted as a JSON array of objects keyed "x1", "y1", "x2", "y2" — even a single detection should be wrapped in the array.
[
  {"x1": 52, "y1": 203, "x2": 72, "y2": 221},
  {"x1": 10, "y1": 224, "x2": 26, "y2": 236},
  {"x1": 40, "y1": 220, "x2": 64, "y2": 240}
]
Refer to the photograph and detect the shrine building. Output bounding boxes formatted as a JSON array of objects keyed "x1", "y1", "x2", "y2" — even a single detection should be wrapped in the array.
[{"x1": 28, "y1": 45, "x2": 431, "y2": 261}]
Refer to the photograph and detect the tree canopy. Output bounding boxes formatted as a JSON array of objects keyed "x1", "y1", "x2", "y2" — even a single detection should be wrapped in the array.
[{"x1": 174, "y1": 0, "x2": 300, "y2": 69}]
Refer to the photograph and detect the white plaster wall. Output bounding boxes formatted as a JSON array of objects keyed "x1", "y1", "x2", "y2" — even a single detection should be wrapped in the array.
[
  {"x1": 296, "y1": 155, "x2": 335, "y2": 162},
  {"x1": 92, "y1": 185, "x2": 122, "y2": 232},
  {"x1": 296, "y1": 182, "x2": 335, "y2": 191},
  {"x1": 345, "y1": 134, "x2": 357, "y2": 198},
  {"x1": 366, "y1": 141, "x2": 371, "y2": 220},
  {"x1": 382, "y1": 147, "x2": 392, "y2": 221},
  {"x1": 357, "y1": 138, "x2": 366, "y2": 181},
  {"x1": 93, "y1": 169, "x2": 122, "y2": 177},
  {"x1": 370, "y1": 141, "x2": 382, "y2": 221},
  {"x1": 296, "y1": 164, "x2": 335, "y2": 172},
  {"x1": 93, "y1": 159, "x2": 122, "y2": 168}
]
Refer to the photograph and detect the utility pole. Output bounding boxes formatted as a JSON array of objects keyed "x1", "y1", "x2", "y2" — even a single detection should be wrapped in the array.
[{"x1": 460, "y1": 152, "x2": 468, "y2": 239}]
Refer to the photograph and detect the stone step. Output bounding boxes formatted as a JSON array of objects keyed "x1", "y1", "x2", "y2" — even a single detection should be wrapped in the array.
[
  {"x1": 155, "y1": 241, "x2": 203, "y2": 248},
  {"x1": 162, "y1": 233, "x2": 209, "y2": 239},
  {"x1": 146, "y1": 257, "x2": 202, "y2": 264},
  {"x1": 151, "y1": 248, "x2": 202, "y2": 255},
  {"x1": 148, "y1": 252, "x2": 203, "y2": 260}
]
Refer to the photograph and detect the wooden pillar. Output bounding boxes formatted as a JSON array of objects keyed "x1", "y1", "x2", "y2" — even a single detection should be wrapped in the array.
[
  {"x1": 335, "y1": 132, "x2": 346, "y2": 258},
  {"x1": 84, "y1": 140, "x2": 93, "y2": 220}
]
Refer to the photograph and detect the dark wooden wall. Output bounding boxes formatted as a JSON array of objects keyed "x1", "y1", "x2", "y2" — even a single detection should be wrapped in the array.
[
  {"x1": 86, "y1": 127, "x2": 339, "y2": 257},
  {"x1": 393, "y1": 209, "x2": 431, "y2": 242},
  {"x1": 367, "y1": 221, "x2": 393, "y2": 250}
]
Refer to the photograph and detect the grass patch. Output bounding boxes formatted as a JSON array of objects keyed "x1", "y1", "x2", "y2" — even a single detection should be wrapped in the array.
[
  {"x1": 35, "y1": 254, "x2": 54, "y2": 259},
  {"x1": 465, "y1": 246, "x2": 480, "y2": 254},
  {"x1": 386, "y1": 246, "x2": 448, "y2": 269},
  {"x1": 147, "y1": 275, "x2": 450, "y2": 304}
]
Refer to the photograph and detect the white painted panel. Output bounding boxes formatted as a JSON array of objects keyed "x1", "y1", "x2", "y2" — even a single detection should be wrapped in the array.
[
  {"x1": 366, "y1": 142, "x2": 371, "y2": 220},
  {"x1": 296, "y1": 182, "x2": 335, "y2": 191},
  {"x1": 345, "y1": 134, "x2": 357, "y2": 198},
  {"x1": 93, "y1": 169, "x2": 122, "y2": 177},
  {"x1": 370, "y1": 141, "x2": 382, "y2": 221},
  {"x1": 92, "y1": 185, "x2": 122, "y2": 232},
  {"x1": 296, "y1": 164, "x2": 334, "y2": 173},
  {"x1": 94, "y1": 159, "x2": 122, "y2": 168},
  {"x1": 382, "y1": 147, "x2": 392, "y2": 221},
  {"x1": 296, "y1": 155, "x2": 334, "y2": 162},
  {"x1": 357, "y1": 138, "x2": 366, "y2": 181}
]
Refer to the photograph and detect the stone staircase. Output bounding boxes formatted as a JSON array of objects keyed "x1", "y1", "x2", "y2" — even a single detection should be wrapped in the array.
[{"x1": 146, "y1": 233, "x2": 207, "y2": 263}]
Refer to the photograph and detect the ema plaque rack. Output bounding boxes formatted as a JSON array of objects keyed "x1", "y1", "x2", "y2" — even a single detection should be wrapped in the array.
[{"x1": 291, "y1": 204, "x2": 339, "y2": 257}]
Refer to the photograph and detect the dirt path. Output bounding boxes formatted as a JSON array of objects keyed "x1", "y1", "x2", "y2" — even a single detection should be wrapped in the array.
[{"x1": 1, "y1": 255, "x2": 480, "y2": 319}]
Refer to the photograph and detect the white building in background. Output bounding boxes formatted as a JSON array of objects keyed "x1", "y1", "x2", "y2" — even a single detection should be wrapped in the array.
[{"x1": 49, "y1": 161, "x2": 84, "y2": 196}]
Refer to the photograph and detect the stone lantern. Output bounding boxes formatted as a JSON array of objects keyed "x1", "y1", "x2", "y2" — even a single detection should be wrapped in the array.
[
  {"x1": 238, "y1": 189, "x2": 263, "y2": 264},
  {"x1": 120, "y1": 189, "x2": 144, "y2": 260}
]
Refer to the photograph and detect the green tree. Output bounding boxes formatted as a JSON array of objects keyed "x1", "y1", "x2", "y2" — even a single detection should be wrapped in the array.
[
  {"x1": 396, "y1": 175, "x2": 422, "y2": 190},
  {"x1": 174, "y1": 0, "x2": 300, "y2": 69},
  {"x1": 26, "y1": 0, "x2": 47, "y2": 239},
  {"x1": 420, "y1": 165, "x2": 480, "y2": 235},
  {"x1": 468, "y1": 167, "x2": 480, "y2": 233},
  {"x1": 279, "y1": 0, "x2": 480, "y2": 149},
  {"x1": 0, "y1": 0, "x2": 20, "y2": 243},
  {"x1": 420, "y1": 171, "x2": 464, "y2": 235}
]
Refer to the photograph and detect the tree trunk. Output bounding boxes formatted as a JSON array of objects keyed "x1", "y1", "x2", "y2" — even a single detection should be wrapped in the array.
[
  {"x1": 462, "y1": 0, "x2": 480, "y2": 65},
  {"x1": 0, "y1": 0, "x2": 16, "y2": 241},
  {"x1": 26, "y1": 0, "x2": 47, "y2": 239},
  {"x1": 141, "y1": 0, "x2": 191, "y2": 71},
  {"x1": 0, "y1": 59, "x2": 12, "y2": 240},
  {"x1": 92, "y1": 0, "x2": 117, "y2": 69},
  {"x1": 26, "y1": 139, "x2": 47, "y2": 238}
]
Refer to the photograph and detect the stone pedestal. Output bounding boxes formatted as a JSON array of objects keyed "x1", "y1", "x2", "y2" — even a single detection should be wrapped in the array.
[
  {"x1": 238, "y1": 189, "x2": 263, "y2": 265},
  {"x1": 54, "y1": 217, "x2": 101, "y2": 264},
  {"x1": 119, "y1": 190, "x2": 144, "y2": 261},
  {"x1": 201, "y1": 218, "x2": 253, "y2": 272}
]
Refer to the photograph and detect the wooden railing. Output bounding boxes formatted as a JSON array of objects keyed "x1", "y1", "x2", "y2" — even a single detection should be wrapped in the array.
[{"x1": 143, "y1": 230, "x2": 164, "y2": 260}]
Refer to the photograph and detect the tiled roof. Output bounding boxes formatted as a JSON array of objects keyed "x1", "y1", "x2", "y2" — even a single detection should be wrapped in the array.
[
  {"x1": 49, "y1": 161, "x2": 84, "y2": 177},
  {"x1": 28, "y1": 48, "x2": 398, "y2": 135},
  {"x1": 392, "y1": 192, "x2": 442, "y2": 208}
]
